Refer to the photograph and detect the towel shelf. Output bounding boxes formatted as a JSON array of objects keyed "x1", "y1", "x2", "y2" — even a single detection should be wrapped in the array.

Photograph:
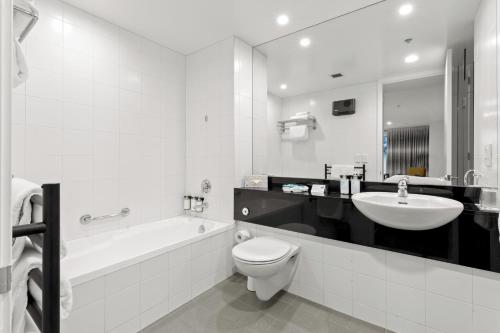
[
  {"x1": 277, "y1": 116, "x2": 317, "y2": 133},
  {"x1": 14, "y1": 3, "x2": 39, "y2": 42},
  {"x1": 12, "y1": 184, "x2": 60, "y2": 333}
]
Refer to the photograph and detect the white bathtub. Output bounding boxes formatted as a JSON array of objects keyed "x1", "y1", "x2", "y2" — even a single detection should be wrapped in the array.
[{"x1": 61, "y1": 216, "x2": 235, "y2": 333}]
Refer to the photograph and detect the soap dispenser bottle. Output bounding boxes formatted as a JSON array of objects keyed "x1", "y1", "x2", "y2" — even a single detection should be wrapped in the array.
[{"x1": 340, "y1": 175, "x2": 350, "y2": 195}]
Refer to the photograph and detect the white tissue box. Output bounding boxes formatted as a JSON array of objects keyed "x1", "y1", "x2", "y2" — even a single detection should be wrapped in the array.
[{"x1": 244, "y1": 175, "x2": 269, "y2": 189}]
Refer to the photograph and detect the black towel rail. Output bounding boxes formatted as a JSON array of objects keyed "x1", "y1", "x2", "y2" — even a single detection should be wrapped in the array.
[{"x1": 12, "y1": 183, "x2": 60, "y2": 333}]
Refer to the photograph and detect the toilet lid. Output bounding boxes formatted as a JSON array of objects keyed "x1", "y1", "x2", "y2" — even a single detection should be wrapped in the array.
[{"x1": 232, "y1": 237, "x2": 291, "y2": 263}]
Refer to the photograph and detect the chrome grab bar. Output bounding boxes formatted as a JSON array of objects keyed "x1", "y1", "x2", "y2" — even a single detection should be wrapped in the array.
[{"x1": 80, "y1": 208, "x2": 130, "y2": 225}]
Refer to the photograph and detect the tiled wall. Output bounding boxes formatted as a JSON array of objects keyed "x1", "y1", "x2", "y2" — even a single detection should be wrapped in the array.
[
  {"x1": 236, "y1": 221, "x2": 500, "y2": 333},
  {"x1": 252, "y1": 81, "x2": 378, "y2": 180},
  {"x1": 62, "y1": 228, "x2": 234, "y2": 333},
  {"x1": 280, "y1": 82, "x2": 378, "y2": 180},
  {"x1": 475, "y1": 0, "x2": 498, "y2": 188},
  {"x1": 12, "y1": 0, "x2": 186, "y2": 240},
  {"x1": 185, "y1": 37, "x2": 252, "y2": 222},
  {"x1": 233, "y1": 39, "x2": 253, "y2": 190}
]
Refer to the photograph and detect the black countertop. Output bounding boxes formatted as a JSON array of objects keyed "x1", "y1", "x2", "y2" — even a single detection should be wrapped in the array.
[{"x1": 234, "y1": 177, "x2": 500, "y2": 273}]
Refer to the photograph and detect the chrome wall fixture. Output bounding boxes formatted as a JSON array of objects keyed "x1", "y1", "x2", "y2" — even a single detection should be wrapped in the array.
[
  {"x1": 80, "y1": 208, "x2": 130, "y2": 225},
  {"x1": 201, "y1": 179, "x2": 211, "y2": 194}
]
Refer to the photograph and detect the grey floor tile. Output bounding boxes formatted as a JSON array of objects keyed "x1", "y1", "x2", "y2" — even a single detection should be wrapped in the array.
[{"x1": 142, "y1": 274, "x2": 389, "y2": 333}]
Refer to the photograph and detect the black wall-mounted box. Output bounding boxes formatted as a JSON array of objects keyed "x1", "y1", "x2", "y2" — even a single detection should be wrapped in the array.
[{"x1": 332, "y1": 98, "x2": 356, "y2": 116}]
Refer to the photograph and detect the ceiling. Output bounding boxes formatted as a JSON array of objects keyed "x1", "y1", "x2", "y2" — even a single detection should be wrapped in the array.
[
  {"x1": 61, "y1": 0, "x2": 383, "y2": 54},
  {"x1": 258, "y1": 0, "x2": 480, "y2": 98}
]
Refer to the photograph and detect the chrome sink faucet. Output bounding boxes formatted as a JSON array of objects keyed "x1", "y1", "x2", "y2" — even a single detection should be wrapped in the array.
[
  {"x1": 464, "y1": 169, "x2": 482, "y2": 186},
  {"x1": 398, "y1": 176, "x2": 409, "y2": 198}
]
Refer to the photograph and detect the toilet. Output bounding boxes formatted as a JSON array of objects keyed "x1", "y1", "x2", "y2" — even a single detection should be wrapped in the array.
[{"x1": 232, "y1": 236, "x2": 300, "y2": 301}]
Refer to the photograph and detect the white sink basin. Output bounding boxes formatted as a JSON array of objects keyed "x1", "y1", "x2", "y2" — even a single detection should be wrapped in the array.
[{"x1": 351, "y1": 192, "x2": 464, "y2": 230}]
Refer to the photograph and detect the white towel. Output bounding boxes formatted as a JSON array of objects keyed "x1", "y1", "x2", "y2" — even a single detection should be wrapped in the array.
[
  {"x1": 11, "y1": 245, "x2": 73, "y2": 333},
  {"x1": 29, "y1": 275, "x2": 73, "y2": 320},
  {"x1": 290, "y1": 112, "x2": 310, "y2": 120},
  {"x1": 11, "y1": 178, "x2": 42, "y2": 262},
  {"x1": 282, "y1": 125, "x2": 309, "y2": 141},
  {"x1": 12, "y1": 38, "x2": 29, "y2": 88},
  {"x1": 11, "y1": 245, "x2": 40, "y2": 333}
]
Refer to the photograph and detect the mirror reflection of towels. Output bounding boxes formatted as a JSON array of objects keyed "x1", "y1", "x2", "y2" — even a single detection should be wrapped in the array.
[{"x1": 282, "y1": 125, "x2": 309, "y2": 141}]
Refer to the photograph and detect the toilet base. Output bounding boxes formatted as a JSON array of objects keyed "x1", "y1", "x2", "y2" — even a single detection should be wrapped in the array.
[
  {"x1": 253, "y1": 254, "x2": 298, "y2": 301},
  {"x1": 247, "y1": 277, "x2": 255, "y2": 291}
]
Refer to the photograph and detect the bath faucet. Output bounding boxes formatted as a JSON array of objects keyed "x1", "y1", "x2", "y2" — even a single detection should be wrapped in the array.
[{"x1": 398, "y1": 176, "x2": 409, "y2": 198}]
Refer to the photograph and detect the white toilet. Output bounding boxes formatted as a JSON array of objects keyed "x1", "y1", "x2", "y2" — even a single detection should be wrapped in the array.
[{"x1": 232, "y1": 236, "x2": 300, "y2": 301}]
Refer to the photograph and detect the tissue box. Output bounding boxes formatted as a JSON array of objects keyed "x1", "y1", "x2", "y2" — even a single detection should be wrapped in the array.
[{"x1": 244, "y1": 175, "x2": 269, "y2": 189}]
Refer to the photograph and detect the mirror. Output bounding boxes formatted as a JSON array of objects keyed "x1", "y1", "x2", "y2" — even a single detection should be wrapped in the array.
[{"x1": 252, "y1": 0, "x2": 497, "y2": 187}]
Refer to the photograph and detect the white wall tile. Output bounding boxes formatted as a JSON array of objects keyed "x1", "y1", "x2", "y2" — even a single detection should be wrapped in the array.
[
  {"x1": 386, "y1": 314, "x2": 426, "y2": 333},
  {"x1": 426, "y1": 293, "x2": 473, "y2": 333},
  {"x1": 105, "y1": 284, "x2": 140, "y2": 331},
  {"x1": 352, "y1": 246, "x2": 386, "y2": 279},
  {"x1": 71, "y1": 277, "x2": 105, "y2": 310},
  {"x1": 107, "y1": 317, "x2": 140, "y2": 333},
  {"x1": 26, "y1": 96, "x2": 63, "y2": 128},
  {"x1": 353, "y1": 302, "x2": 386, "y2": 328},
  {"x1": 426, "y1": 260, "x2": 473, "y2": 303},
  {"x1": 63, "y1": 102, "x2": 92, "y2": 131},
  {"x1": 61, "y1": 300, "x2": 105, "y2": 333},
  {"x1": 105, "y1": 264, "x2": 140, "y2": 296},
  {"x1": 387, "y1": 282, "x2": 425, "y2": 324},
  {"x1": 140, "y1": 253, "x2": 169, "y2": 279},
  {"x1": 387, "y1": 252, "x2": 426, "y2": 290},
  {"x1": 323, "y1": 264, "x2": 352, "y2": 300},
  {"x1": 473, "y1": 269, "x2": 500, "y2": 310},
  {"x1": 141, "y1": 273, "x2": 169, "y2": 312},
  {"x1": 473, "y1": 305, "x2": 500, "y2": 333},
  {"x1": 353, "y1": 273, "x2": 386, "y2": 311}
]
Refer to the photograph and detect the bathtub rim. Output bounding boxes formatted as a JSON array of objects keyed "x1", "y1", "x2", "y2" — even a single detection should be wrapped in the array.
[{"x1": 62, "y1": 215, "x2": 234, "y2": 286}]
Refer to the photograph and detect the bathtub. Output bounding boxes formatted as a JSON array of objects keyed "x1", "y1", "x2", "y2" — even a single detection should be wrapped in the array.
[{"x1": 61, "y1": 216, "x2": 235, "y2": 333}]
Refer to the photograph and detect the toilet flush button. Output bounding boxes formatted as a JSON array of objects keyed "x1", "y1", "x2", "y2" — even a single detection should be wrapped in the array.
[{"x1": 242, "y1": 207, "x2": 249, "y2": 216}]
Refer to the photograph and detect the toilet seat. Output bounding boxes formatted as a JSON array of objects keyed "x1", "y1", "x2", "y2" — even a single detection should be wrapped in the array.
[{"x1": 232, "y1": 237, "x2": 291, "y2": 264}]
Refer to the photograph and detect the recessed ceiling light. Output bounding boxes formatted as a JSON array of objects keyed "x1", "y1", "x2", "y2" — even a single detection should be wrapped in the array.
[
  {"x1": 399, "y1": 4, "x2": 413, "y2": 16},
  {"x1": 386, "y1": 121, "x2": 393, "y2": 125},
  {"x1": 300, "y1": 38, "x2": 311, "y2": 48},
  {"x1": 309, "y1": 100, "x2": 316, "y2": 106},
  {"x1": 280, "y1": 83, "x2": 288, "y2": 90},
  {"x1": 404, "y1": 54, "x2": 419, "y2": 63},
  {"x1": 276, "y1": 14, "x2": 289, "y2": 26}
]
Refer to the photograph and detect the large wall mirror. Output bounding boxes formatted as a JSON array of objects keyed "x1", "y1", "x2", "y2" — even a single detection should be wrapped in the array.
[{"x1": 252, "y1": 0, "x2": 498, "y2": 188}]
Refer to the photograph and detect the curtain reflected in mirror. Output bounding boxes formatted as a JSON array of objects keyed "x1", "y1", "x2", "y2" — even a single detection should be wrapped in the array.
[{"x1": 384, "y1": 126, "x2": 429, "y2": 178}]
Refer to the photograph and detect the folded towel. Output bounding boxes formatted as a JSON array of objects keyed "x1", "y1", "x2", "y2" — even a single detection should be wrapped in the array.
[
  {"x1": 11, "y1": 245, "x2": 41, "y2": 333},
  {"x1": 29, "y1": 275, "x2": 73, "y2": 320},
  {"x1": 29, "y1": 233, "x2": 68, "y2": 259},
  {"x1": 282, "y1": 125, "x2": 309, "y2": 141},
  {"x1": 12, "y1": 245, "x2": 73, "y2": 333},
  {"x1": 12, "y1": 178, "x2": 42, "y2": 262},
  {"x1": 29, "y1": 201, "x2": 68, "y2": 258},
  {"x1": 290, "y1": 112, "x2": 310, "y2": 120}
]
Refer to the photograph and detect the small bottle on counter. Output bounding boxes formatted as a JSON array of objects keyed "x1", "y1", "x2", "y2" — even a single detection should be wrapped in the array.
[
  {"x1": 190, "y1": 196, "x2": 198, "y2": 211},
  {"x1": 351, "y1": 175, "x2": 361, "y2": 194},
  {"x1": 183, "y1": 195, "x2": 192, "y2": 210},
  {"x1": 340, "y1": 175, "x2": 350, "y2": 195},
  {"x1": 195, "y1": 197, "x2": 205, "y2": 212}
]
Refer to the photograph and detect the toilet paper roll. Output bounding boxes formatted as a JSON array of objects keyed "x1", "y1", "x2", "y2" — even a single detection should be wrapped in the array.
[{"x1": 235, "y1": 229, "x2": 251, "y2": 243}]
